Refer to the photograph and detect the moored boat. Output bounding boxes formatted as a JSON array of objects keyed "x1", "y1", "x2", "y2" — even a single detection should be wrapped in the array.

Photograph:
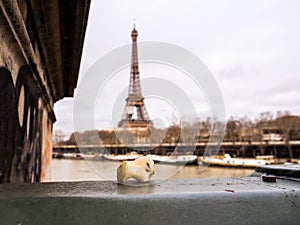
[
  {"x1": 147, "y1": 154, "x2": 198, "y2": 165},
  {"x1": 103, "y1": 152, "x2": 142, "y2": 162},
  {"x1": 52, "y1": 152, "x2": 64, "y2": 159},
  {"x1": 199, "y1": 154, "x2": 267, "y2": 168}
]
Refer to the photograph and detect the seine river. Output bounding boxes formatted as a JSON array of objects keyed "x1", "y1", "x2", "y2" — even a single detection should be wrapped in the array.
[{"x1": 51, "y1": 159, "x2": 254, "y2": 182}]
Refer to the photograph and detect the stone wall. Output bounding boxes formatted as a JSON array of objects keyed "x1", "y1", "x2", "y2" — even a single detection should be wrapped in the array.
[
  {"x1": 0, "y1": 66, "x2": 51, "y2": 183},
  {"x1": 0, "y1": 0, "x2": 90, "y2": 182}
]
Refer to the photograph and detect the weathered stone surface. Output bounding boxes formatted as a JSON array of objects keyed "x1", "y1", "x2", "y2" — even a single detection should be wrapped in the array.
[{"x1": 0, "y1": 177, "x2": 299, "y2": 225}]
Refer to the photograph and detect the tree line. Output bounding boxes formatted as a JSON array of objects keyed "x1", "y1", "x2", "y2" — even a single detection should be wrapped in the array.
[{"x1": 54, "y1": 111, "x2": 300, "y2": 150}]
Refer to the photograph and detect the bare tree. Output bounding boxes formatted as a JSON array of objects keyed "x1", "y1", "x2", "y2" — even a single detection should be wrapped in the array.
[
  {"x1": 52, "y1": 130, "x2": 66, "y2": 146},
  {"x1": 238, "y1": 116, "x2": 253, "y2": 142},
  {"x1": 225, "y1": 117, "x2": 239, "y2": 142}
]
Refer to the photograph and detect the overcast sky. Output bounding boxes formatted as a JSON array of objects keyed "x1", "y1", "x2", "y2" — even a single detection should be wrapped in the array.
[{"x1": 54, "y1": 0, "x2": 300, "y2": 138}]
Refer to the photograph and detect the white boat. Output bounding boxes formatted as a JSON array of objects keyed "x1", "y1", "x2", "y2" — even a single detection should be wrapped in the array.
[
  {"x1": 103, "y1": 152, "x2": 142, "y2": 162},
  {"x1": 147, "y1": 154, "x2": 198, "y2": 165},
  {"x1": 199, "y1": 154, "x2": 267, "y2": 168}
]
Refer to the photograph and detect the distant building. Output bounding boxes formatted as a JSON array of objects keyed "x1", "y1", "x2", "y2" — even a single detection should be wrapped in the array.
[{"x1": 262, "y1": 127, "x2": 284, "y2": 141}]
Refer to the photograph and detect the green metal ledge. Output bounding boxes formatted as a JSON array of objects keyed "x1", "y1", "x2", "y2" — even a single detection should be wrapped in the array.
[{"x1": 256, "y1": 164, "x2": 300, "y2": 179}]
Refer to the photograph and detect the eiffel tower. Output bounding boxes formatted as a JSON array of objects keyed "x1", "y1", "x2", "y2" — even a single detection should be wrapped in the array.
[{"x1": 118, "y1": 26, "x2": 152, "y2": 141}]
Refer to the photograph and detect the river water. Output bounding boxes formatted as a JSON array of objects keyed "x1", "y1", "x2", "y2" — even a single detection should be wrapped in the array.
[{"x1": 51, "y1": 159, "x2": 254, "y2": 182}]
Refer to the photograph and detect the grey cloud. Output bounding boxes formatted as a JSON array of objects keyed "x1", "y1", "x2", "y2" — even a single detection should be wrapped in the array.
[{"x1": 53, "y1": 0, "x2": 300, "y2": 135}]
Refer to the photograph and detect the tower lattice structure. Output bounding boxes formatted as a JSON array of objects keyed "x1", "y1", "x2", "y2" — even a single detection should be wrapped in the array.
[{"x1": 118, "y1": 27, "x2": 152, "y2": 130}]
